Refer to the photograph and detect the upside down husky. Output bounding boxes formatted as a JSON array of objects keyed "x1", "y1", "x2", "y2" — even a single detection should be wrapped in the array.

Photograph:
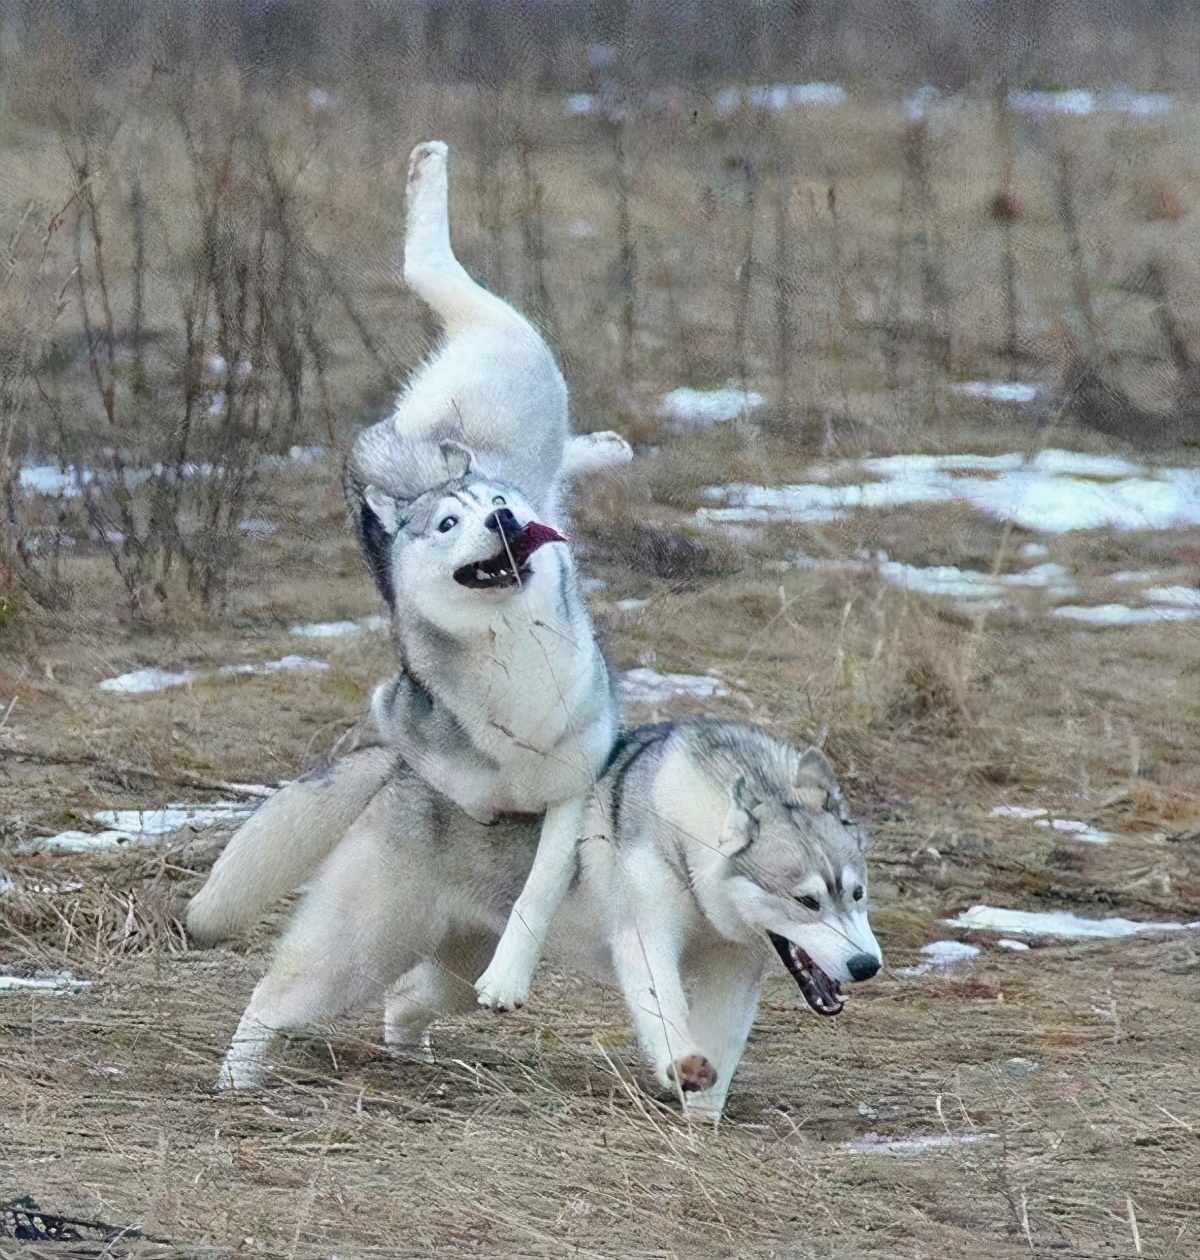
[
  {"x1": 334, "y1": 140, "x2": 629, "y2": 1011},
  {"x1": 189, "y1": 721, "x2": 882, "y2": 1121}
]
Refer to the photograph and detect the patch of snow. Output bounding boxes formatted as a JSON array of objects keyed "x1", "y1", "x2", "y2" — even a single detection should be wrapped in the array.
[
  {"x1": 99, "y1": 667, "x2": 205, "y2": 693},
  {"x1": 564, "y1": 93, "x2": 600, "y2": 117},
  {"x1": 579, "y1": 577, "x2": 607, "y2": 595},
  {"x1": 1144, "y1": 585, "x2": 1200, "y2": 608},
  {"x1": 0, "y1": 970, "x2": 92, "y2": 994},
  {"x1": 904, "y1": 85, "x2": 940, "y2": 122},
  {"x1": 714, "y1": 82, "x2": 846, "y2": 117},
  {"x1": 845, "y1": 1132, "x2": 991, "y2": 1156},
  {"x1": 619, "y1": 668, "x2": 729, "y2": 704},
  {"x1": 1008, "y1": 89, "x2": 1096, "y2": 117},
  {"x1": 996, "y1": 939, "x2": 1030, "y2": 952},
  {"x1": 946, "y1": 905, "x2": 1200, "y2": 938},
  {"x1": 616, "y1": 598, "x2": 651, "y2": 613},
  {"x1": 1109, "y1": 570, "x2": 1156, "y2": 584},
  {"x1": 20, "y1": 830, "x2": 136, "y2": 853},
  {"x1": 289, "y1": 615, "x2": 388, "y2": 639},
  {"x1": 659, "y1": 387, "x2": 765, "y2": 429},
  {"x1": 93, "y1": 802, "x2": 252, "y2": 835},
  {"x1": 698, "y1": 451, "x2": 1200, "y2": 534},
  {"x1": 1035, "y1": 818, "x2": 1112, "y2": 845},
  {"x1": 238, "y1": 519, "x2": 277, "y2": 538},
  {"x1": 954, "y1": 381, "x2": 1039, "y2": 404},
  {"x1": 1053, "y1": 604, "x2": 1200, "y2": 626},
  {"x1": 991, "y1": 804, "x2": 1050, "y2": 820},
  {"x1": 877, "y1": 559, "x2": 1075, "y2": 602},
  {"x1": 1019, "y1": 543, "x2": 1049, "y2": 559},
  {"x1": 100, "y1": 656, "x2": 328, "y2": 693},
  {"x1": 897, "y1": 939, "x2": 980, "y2": 976}
]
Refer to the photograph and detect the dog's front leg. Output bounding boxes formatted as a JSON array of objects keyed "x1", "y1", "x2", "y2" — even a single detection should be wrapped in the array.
[
  {"x1": 609, "y1": 920, "x2": 716, "y2": 1100},
  {"x1": 474, "y1": 793, "x2": 586, "y2": 1010}
]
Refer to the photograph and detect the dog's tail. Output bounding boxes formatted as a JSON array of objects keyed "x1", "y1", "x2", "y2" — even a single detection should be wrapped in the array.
[
  {"x1": 185, "y1": 747, "x2": 396, "y2": 946},
  {"x1": 403, "y1": 140, "x2": 524, "y2": 336}
]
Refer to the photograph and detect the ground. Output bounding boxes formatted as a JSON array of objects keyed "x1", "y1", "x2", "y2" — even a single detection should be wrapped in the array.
[{"x1": 2, "y1": 64, "x2": 1200, "y2": 1260}]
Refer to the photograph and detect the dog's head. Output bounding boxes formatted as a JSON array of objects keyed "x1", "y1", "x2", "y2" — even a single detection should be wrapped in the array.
[
  {"x1": 713, "y1": 747, "x2": 881, "y2": 1017},
  {"x1": 345, "y1": 429, "x2": 566, "y2": 627}
]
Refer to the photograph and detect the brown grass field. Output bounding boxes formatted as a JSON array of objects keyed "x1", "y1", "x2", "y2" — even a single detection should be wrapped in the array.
[{"x1": 2, "y1": 24, "x2": 1200, "y2": 1259}]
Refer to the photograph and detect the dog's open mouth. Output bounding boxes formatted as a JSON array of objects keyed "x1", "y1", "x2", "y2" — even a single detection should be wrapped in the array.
[
  {"x1": 453, "y1": 522, "x2": 565, "y2": 590},
  {"x1": 768, "y1": 932, "x2": 845, "y2": 1016}
]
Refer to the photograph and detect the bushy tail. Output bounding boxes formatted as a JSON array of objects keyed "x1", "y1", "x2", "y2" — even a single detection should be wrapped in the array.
[
  {"x1": 403, "y1": 140, "x2": 524, "y2": 336},
  {"x1": 185, "y1": 747, "x2": 395, "y2": 946}
]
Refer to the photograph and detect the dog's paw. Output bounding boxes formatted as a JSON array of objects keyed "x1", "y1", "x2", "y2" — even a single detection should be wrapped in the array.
[
  {"x1": 407, "y1": 140, "x2": 448, "y2": 188},
  {"x1": 216, "y1": 1054, "x2": 264, "y2": 1093},
  {"x1": 474, "y1": 961, "x2": 532, "y2": 1013},
  {"x1": 561, "y1": 431, "x2": 634, "y2": 479},
  {"x1": 667, "y1": 1053, "x2": 718, "y2": 1094}
]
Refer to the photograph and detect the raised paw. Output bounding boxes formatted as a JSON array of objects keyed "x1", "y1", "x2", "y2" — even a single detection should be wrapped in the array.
[{"x1": 667, "y1": 1053, "x2": 718, "y2": 1094}]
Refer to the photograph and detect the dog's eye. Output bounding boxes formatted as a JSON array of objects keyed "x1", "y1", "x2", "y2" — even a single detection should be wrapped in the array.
[
  {"x1": 437, "y1": 515, "x2": 458, "y2": 533},
  {"x1": 491, "y1": 495, "x2": 506, "y2": 506},
  {"x1": 852, "y1": 885, "x2": 864, "y2": 902},
  {"x1": 796, "y1": 894, "x2": 821, "y2": 911}
]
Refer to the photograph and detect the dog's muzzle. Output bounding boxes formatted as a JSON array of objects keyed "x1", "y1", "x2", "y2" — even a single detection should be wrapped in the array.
[
  {"x1": 768, "y1": 932, "x2": 845, "y2": 1016},
  {"x1": 452, "y1": 515, "x2": 566, "y2": 590}
]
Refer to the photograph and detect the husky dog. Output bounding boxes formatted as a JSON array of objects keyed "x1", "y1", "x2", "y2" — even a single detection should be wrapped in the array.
[
  {"x1": 390, "y1": 139, "x2": 630, "y2": 517},
  {"x1": 188, "y1": 721, "x2": 881, "y2": 1121},
  {"x1": 318, "y1": 140, "x2": 626, "y2": 1012}
]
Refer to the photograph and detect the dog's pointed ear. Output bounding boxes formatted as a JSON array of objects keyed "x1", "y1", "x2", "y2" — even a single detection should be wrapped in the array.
[
  {"x1": 363, "y1": 485, "x2": 404, "y2": 538},
  {"x1": 436, "y1": 440, "x2": 473, "y2": 481},
  {"x1": 356, "y1": 486, "x2": 401, "y2": 609},
  {"x1": 793, "y1": 746, "x2": 840, "y2": 811},
  {"x1": 718, "y1": 776, "x2": 765, "y2": 857}
]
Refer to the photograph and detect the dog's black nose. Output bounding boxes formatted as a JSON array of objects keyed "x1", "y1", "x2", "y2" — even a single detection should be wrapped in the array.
[
  {"x1": 846, "y1": 953, "x2": 880, "y2": 982},
  {"x1": 484, "y1": 507, "x2": 519, "y2": 536}
]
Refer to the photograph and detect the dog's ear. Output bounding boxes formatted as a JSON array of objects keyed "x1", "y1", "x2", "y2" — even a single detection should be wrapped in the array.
[
  {"x1": 718, "y1": 776, "x2": 765, "y2": 857},
  {"x1": 357, "y1": 487, "x2": 401, "y2": 608},
  {"x1": 793, "y1": 746, "x2": 840, "y2": 811},
  {"x1": 435, "y1": 440, "x2": 473, "y2": 481}
]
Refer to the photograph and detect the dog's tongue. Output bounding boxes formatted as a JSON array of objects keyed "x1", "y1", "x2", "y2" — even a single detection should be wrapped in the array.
[{"x1": 509, "y1": 521, "x2": 566, "y2": 565}]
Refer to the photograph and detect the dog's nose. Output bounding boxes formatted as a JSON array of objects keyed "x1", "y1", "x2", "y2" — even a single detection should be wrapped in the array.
[
  {"x1": 846, "y1": 952, "x2": 880, "y2": 982},
  {"x1": 484, "y1": 507, "x2": 519, "y2": 536}
]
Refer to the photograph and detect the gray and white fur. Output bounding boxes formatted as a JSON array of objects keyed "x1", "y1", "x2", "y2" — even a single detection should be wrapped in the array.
[{"x1": 187, "y1": 720, "x2": 882, "y2": 1123}]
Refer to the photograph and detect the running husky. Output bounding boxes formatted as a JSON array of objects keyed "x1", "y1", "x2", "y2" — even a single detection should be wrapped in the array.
[
  {"x1": 389, "y1": 139, "x2": 630, "y2": 516},
  {"x1": 188, "y1": 721, "x2": 882, "y2": 1121},
  {"x1": 201, "y1": 140, "x2": 623, "y2": 1013}
]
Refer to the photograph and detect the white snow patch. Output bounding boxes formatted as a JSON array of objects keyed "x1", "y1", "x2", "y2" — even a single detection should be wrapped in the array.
[
  {"x1": 1008, "y1": 89, "x2": 1096, "y2": 117},
  {"x1": 0, "y1": 971, "x2": 92, "y2": 995},
  {"x1": 954, "y1": 381, "x2": 1039, "y2": 404},
  {"x1": 564, "y1": 93, "x2": 600, "y2": 116},
  {"x1": 1144, "y1": 585, "x2": 1200, "y2": 608},
  {"x1": 991, "y1": 804, "x2": 1049, "y2": 820},
  {"x1": 289, "y1": 615, "x2": 389, "y2": 639},
  {"x1": 616, "y1": 598, "x2": 651, "y2": 613},
  {"x1": 1035, "y1": 818, "x2": 1112, "y2": 845},
  {"x1": 946, "y1": 905, "x2": 1200, "y2": 938},
  {"x1": 1019, "y1": 542, "x2": 1049, "y2": 559},
  {"x1": 100, "y1": 655, "x2": 329, "y2": 693},
  {"x1": 714, "y1": 82, "x2": 846, "y2": 117},
  {"x1": 619, "y1": 668, "x2": 729, "y2": 704},
  {"x1": 23, "y1": 800, "x2": 253, "y2": 853},
  {"x1": 996, "y1": 939, "x2": 1030, "y2": 952},
  {"x1": 845, "y1": 1132, "x2": 992, "y2": 1156},
  {"x1": 897, "y1": 939, "x2": 980, "y2": 976},
  {"x1": 1109, "y1": 570, "x2": 1156, "y2": 584},
  {"x1": 659, "y1": 387, "x2": 765, "y2": 428},
  {"x1": 1053, "y1": 604, "x2": 1200, "y2": 626},
  {"x1": 877, "y1": 559, "x2": 1075, "y2": 602},
  {"x1": 698, "y1": 451, "x2": 1200, "y2": 534}
]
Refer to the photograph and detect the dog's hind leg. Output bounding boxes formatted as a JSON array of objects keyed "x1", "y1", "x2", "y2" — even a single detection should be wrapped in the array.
[
  {"x1": 403, "y1": 141, "x2": 515, "y2": 335},
  {"x1": 218, "y1": 797, "x2": 440, "y2": 1090},
  {"x1": 383, "y1": 931, "x2": 496, "y2": 1055},
  {"x1": 678, "y1": 944, "x2": 766, "y2": 1124}
]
